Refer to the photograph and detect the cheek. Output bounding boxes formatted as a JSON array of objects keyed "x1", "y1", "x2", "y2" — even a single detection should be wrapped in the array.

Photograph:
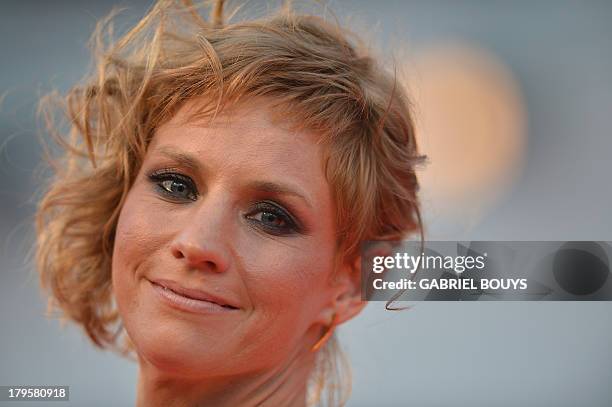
[
  {"x1": 112, "y1": 184, "x2": 172, "y2": 272},
  {"x1": 249, "y1": 251, "x2": 329, "y2": 305},
  {"x1": 111, "y1": 190, "x2": 165, "y2": 321},
  {"x1": 238, "y1": 239, "x2": 336, "y2": 344}
]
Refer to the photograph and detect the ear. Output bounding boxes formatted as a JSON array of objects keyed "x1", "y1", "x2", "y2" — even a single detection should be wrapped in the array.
[
  {"x1": 328, "y1": 255, "x2": 367, "y2": 325},
  {"x1": 361, "y1": 241, "x2": 395, "y2": 301},
  {"x1": 318, "y1": 242, "x2": 395, "y2": 326}
]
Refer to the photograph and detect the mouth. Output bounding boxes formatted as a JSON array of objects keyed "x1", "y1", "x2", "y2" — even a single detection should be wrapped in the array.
[{"x1": 148, "y1": 279, "x2": 239, "y2": 314}]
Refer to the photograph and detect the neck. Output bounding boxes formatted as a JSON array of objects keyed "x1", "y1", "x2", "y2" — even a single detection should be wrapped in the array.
[{"x1": 136, "y1": 347, "x2": 316, "y2": 407}]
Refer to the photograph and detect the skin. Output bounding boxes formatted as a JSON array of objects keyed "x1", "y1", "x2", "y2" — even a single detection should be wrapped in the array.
[{"x1": 111, "y1": 98, "x2": 365, "y2": 407}]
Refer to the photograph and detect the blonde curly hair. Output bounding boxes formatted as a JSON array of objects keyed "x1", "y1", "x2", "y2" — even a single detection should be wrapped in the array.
[{"x1": 36, "y1": 1, "x2": 424, "y2": 405}]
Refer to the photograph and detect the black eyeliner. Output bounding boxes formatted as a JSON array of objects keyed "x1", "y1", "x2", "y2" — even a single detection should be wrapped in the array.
[
  {"x1": 248, "y1": 200, "x2": 304, "y2": 235},
  {"x1": 147, "y1": 169, "x2": 199, "y2": 201}
]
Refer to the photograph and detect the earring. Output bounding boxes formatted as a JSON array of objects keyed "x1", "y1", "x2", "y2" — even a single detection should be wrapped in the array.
[{"x1": 310, "y1": 312, "x2": 338, "y2": 353}]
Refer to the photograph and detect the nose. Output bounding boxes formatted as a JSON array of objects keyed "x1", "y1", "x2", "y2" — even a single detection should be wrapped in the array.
[{"x1": 169, "y1": 193, "x2": 232, "y2": 274}]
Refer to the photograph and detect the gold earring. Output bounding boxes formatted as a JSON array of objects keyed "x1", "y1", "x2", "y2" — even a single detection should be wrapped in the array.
[{"x1": 310, "y1": 312, "x2": 338, "y2": 353}]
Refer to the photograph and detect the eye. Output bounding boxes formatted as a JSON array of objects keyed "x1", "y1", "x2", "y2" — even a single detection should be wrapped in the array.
[
  {"x1": 245, "y1": 201, "x2": 302, "y2": 236},
  {"x1": 147, "y1": 170, "x2": 198, "y2": 201}
]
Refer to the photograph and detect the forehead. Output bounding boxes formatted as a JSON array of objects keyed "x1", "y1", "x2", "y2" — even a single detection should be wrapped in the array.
[{"x1": 148, "y1": 98, "x2": 331, "y2": 196}]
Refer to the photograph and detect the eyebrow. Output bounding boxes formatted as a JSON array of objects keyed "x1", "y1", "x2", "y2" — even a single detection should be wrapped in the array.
[
  {"x1": 153, "y1": 145, "x2": 313, "y2": 209},
  {"x1": 155, "y1": 146, "x2": 203, "y2": 174},
  {"x1": 246, "y1": 181, "x2": 313, "y2": 209}
]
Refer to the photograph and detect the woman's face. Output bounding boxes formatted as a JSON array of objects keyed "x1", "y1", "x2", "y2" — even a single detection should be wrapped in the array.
[{"x1": 112, "y1": 99, "x2": 347, "y2": 377}]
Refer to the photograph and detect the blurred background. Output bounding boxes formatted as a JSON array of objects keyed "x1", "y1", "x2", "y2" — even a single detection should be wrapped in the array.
[{"x1": 1, "y1": 0, "x2": 611, "y2": 406}]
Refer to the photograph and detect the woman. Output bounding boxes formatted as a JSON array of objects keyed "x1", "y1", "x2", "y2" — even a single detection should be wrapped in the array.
[{"x1": 35, "y1": 1, "x2": 424, "y2": 406}]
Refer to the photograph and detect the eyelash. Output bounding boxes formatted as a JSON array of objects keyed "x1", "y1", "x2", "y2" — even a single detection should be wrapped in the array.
[
  {"x1": 245, "y1": 201, "x2": 303, "y2": 236},
  {"x1": 146, "y1": 169, "x2": 303, "y2": 236},
  {"x1": 148, "y1": 169, "x2": 198, "y2": 201}
]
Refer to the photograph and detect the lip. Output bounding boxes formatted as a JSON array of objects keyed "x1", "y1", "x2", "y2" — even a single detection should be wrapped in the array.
[{"x1": 148, "y1": 278, "x2": 240, "y2": 314}]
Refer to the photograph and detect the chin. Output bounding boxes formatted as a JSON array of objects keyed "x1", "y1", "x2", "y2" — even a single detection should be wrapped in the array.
[{"x1": 130, "y1": 322, "x2": 220, "y2": 377}]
